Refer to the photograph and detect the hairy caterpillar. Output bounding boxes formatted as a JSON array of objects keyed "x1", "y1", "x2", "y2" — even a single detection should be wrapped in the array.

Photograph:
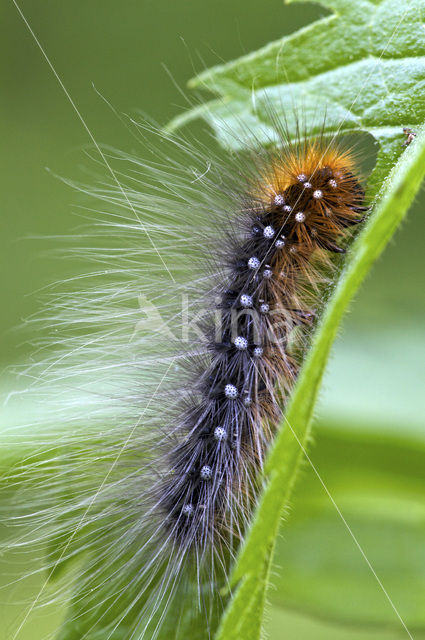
[
  {"x1": 2, "y1": 114, "x2": 368, "y2": 640},
  {"x1": 155, "y1": 141, "x2": 365, "y2": 550}
]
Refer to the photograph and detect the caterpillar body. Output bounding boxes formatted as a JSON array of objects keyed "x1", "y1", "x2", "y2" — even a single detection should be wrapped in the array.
[
  {"x1": 156, "y1": 141, "x2": 365, "y2": 549},
  {"x1": 5, "y1": 122, "x2": 366, "y2": 639}
]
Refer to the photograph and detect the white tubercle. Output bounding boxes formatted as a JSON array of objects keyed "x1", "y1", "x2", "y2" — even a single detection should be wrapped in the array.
[
  {"x1": 200, "y1": 465, "x2": 212, "y2": 480},
  {"x1": 234, "y1": 336, "x2": 248, "y2": 350},
  {"x1": 213, "y1": 426, "x2": 227, "y2": 441},
  {"x1": 224, "y1": 384, "x2": 238, "y2": 399},
  {"x1": 263, "y1": 225, "x2": 275, "y2": 239},
  {"x1": 248, "y1": 256, "x2": 260, "y2": 269}
]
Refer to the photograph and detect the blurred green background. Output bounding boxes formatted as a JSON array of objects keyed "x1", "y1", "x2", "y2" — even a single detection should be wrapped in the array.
[{"x1": 1, "y1": 1, "x2": 425, "y2": 639}]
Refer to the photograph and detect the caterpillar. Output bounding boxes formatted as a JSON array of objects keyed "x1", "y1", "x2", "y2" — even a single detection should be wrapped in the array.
[
  {"x1": 3, "y1": 116, "x2": 368, "y2": 640},
  {"x1": 155, "y1": 140, "x2": 365, "y2": 551},
  {"x1": 144, "y1": 134, "x2": 366, "y2": 636}
]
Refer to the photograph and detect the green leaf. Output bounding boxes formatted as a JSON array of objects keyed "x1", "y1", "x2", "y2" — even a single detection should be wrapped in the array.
[
  {"x1": 270, "y1": 424, "x2": 425, "y2": 629},
  {"x1": 215, "y1": 551, "x2": 273, "y2": 640},
  {"x1": 169, "y1": 0, "x2": 425, "y2": 195}
]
